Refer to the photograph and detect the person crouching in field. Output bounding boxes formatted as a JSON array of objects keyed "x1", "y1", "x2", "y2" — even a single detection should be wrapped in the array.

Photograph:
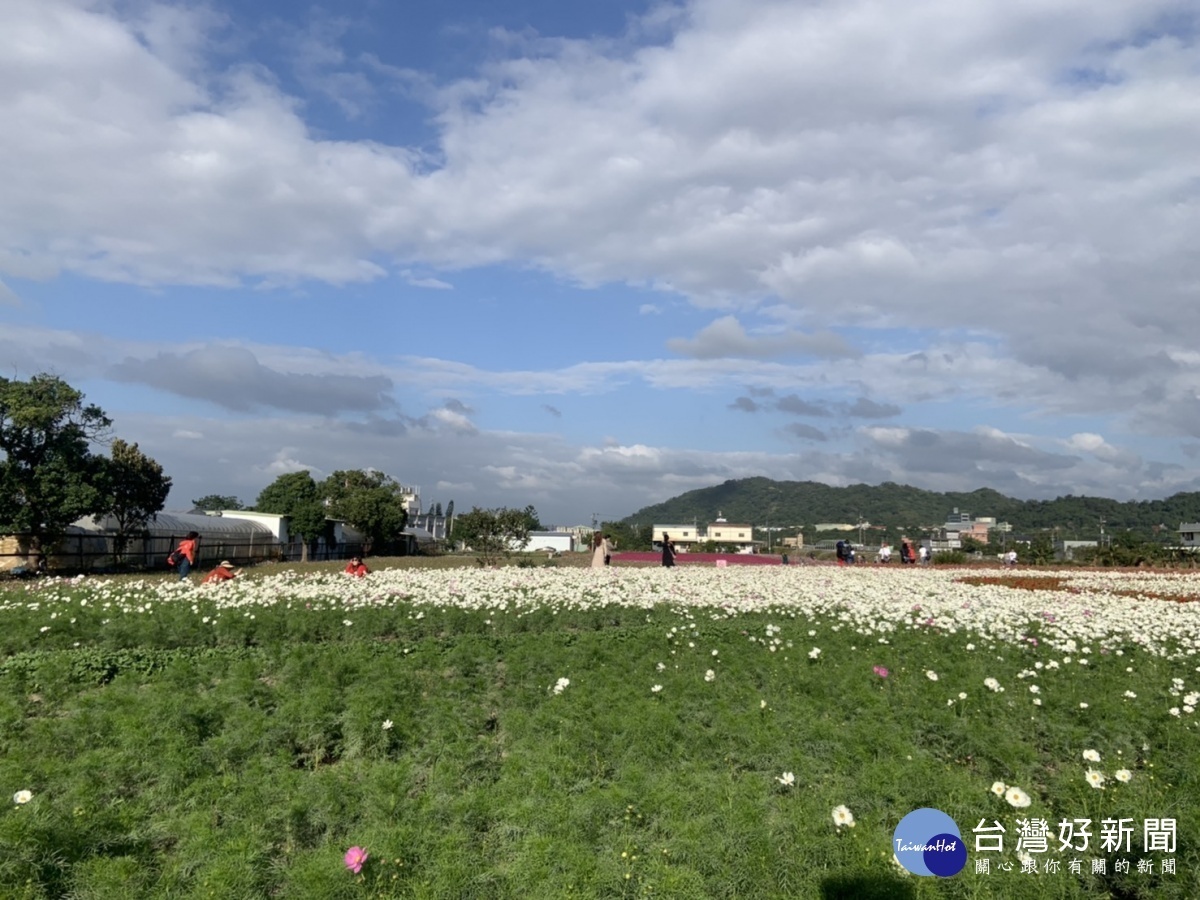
[
  {"x1": 344, "y1": 556, "x2": 370, "y2": 577},
  {"x1": 202, "y1": 560, "x2": 240, "y2": 584}
]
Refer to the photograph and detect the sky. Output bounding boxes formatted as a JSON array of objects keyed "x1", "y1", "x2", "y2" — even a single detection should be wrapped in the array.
[{"x1": 2, "y1": 0, "x2": 1199, "y2": 527}]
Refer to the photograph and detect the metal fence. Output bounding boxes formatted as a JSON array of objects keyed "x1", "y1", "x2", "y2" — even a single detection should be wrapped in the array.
[{"x1": 2, "y1": 532, "x2": 418, "y2": 575}]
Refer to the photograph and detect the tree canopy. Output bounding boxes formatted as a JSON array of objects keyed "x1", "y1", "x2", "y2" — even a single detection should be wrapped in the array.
[
  {"x1": 451, "y1": 507, "x2": 532, "y2": 565},
  {"x1": 192, "y1": 494, "x2": 243, "y2": 511},
  {"x1": 254, "y1": 471, "x2": 328, "y2": 559},
  {"x1": 99, "y1": 439, "x2": 172, "y2": 562},
  {"x1": 254, "y1": 468, "x2": 410, "y2": 555},
  {"x1": 0, "y1": 374, "x2": 112, "y2": 554},
  {"x1": 322, "y1": 469, "x2": 410, "y2": 549}
]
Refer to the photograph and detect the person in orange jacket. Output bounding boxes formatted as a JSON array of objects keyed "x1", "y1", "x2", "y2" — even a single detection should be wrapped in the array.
[
  {"x1": 344, "y1": 556, "x2": 370, "y2": 577},
  {"x1": 171, "y1": 531, "x2": 200, "y2": 580},
  {"x1": 201, "y1": 560, "x2": 240, "y2": 584}
]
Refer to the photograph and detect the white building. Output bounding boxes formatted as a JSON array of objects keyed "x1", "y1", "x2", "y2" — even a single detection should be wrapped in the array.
[
  {"x1": 524, "y1": 531, "x2": 577, "y2": 553},
  {"x1": 652, "y1": 525, "x2": 701, "y2": 550},
  {"x1": 706, "y1": 518, "x2": 756, "y2": 552}
]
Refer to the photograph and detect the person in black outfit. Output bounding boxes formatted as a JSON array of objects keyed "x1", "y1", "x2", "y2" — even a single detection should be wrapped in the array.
[{"x1": 661, "y1": 533, "x2": 676, "y2": 567}]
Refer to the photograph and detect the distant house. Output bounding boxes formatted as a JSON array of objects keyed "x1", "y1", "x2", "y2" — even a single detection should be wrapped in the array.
[
  {"x1": 706, "y1": 518, "x2": 756, "y2": 552},
  {"x1": 652, "y1": 525, "x2": 701, "y2": 550},
  {"x1": 941, "y1": 509, "x2": 994, "y2": 546},
  {"x1": 1178, "y1": 524, "x2": 1200, "y2": 548}
]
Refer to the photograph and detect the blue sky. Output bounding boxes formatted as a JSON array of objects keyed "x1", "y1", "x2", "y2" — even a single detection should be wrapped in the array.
[{"x1": 2, "y1": 0, "x2": 1199, "y2": 526}]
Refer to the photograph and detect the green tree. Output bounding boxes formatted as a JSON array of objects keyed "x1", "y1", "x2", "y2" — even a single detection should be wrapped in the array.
[
  {"x1": 0, "y1": 374, "x2": 111, "y2": 561},
  {"x1": 600, "y1": 521, "x2": 651, "y2": 552},
  {"x1": 321, "y1": 469, "x2": 409, "y2": 550},
  {"x1": 959, "y1": 535, "x2": 987, "y2": 554},
  {"x1": 451, "y1": 507, "x2": 532, "y2": 565},
  {"x1": 255, "y1": 471, "x2": 328, "y2": 562},
  {"x1": 521, "y1": 504, "x2": 544, "y2": 532},
  {"x1": 1027, "y1": 533, "x2": 1055, "y2": 565},
  {"x1": 99, "y1": 439, "x2": 172, "y2": 565},
  {"x1": 192, "y1": 494, "x2": 243, "y2": 511}
]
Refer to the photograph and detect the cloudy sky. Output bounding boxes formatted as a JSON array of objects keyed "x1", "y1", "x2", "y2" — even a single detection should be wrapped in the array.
[{"x1": 2, "y1": 0, "x2": 1198, "y2": 525}]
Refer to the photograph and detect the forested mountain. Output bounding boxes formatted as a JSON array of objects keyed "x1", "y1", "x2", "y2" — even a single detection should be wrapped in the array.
[{"x1": 620, "y1": 477, "x2": 1200, "y2": 539}]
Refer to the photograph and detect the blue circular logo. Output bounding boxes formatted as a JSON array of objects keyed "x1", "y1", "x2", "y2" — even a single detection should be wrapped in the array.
[{"x1": 893, "y1": 808, "x2": 967, "y2": 877}]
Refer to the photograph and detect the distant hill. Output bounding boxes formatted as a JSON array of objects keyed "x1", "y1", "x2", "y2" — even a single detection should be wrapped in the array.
[{"x1": 620, "y1": 477, "x2": 1200, "y2": 538}]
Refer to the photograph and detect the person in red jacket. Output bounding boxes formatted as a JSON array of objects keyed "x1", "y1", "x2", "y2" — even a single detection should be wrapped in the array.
[
  {"x1": 344, "y1": 556, "x2": 370, "y2": 577},
  {"x1": 172, "y1": 531, "x2": 200, "y2": 580},
  {"x1": 202, "y1": 560, "x2": 240, "y2": 584}
]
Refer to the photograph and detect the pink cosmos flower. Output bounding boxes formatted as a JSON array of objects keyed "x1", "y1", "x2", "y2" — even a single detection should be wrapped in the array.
[
  {"x1": 873, "y1": 665, "x2": 889, "y2": 678},
  {"x1": 344, "y1": 846, "x2": 368, "y2": 874}
]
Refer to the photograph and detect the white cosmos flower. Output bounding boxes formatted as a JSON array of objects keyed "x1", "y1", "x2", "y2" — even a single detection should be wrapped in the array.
[
  {"x1": 651, "y1": 684, "x2": 662, "y2": 693},
  {"x1": 704, "y1": 669, "x2": 716, "y2": 682},
  {"x1": 991, "y1": 781, "x2": 1007, "y2": 797},
  {"x1": 1005, "y1": 787, "x2": 1032, "y2": 808},
  {"x1": 12, "y1": 790, "x2": 32, "y2": 805},
  {"x1": 832, "y1": 805, "x2": 856, "y2": 828},
  {"x1": 1086, "y1": 769, "x2": 1106, "y2": 789},
  {"x1": 808, "y1": 647, "x2": 821, "y2": 659},
  {"x1": 1082, "y1": 749, "x2": 1101, "y2": 763},
  {"x1": 1114, "y1": 769, "x2": 1133, "y2": 783},
  {"x1": 925, "y1": 670, "x2": 938, "y2": 681},
  {"x1": 776, "y1": 772, "x2": 795, "y2": 787},
  {"x1": 382, "y1": 719, "x2": 394, "y2": 730}
]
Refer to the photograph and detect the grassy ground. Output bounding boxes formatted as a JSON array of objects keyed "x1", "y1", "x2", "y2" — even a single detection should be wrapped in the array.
[{"x1": 0, "y1": 566, "x2": 1195, "y2": 898}]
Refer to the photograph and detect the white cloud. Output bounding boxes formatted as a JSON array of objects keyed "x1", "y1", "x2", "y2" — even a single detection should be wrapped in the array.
[
  {"x1": 667, "y1": 315, "x2": 859, "y2": 360},
  {"x1": 3, "y1": 0, "x2": 1200, "y2": 515}
]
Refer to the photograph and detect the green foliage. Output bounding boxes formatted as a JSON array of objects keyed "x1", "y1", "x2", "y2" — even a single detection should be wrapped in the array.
[
  {"x1": 0, "y1": 580, "x2": 1194, "y2": 898},
  {"x1": 622, "y1": 476, "x2": 1200, "y2": 541},
  {"x1": 321, "y1": 469, "x2": 409, "y2": 549},
  {"x1": 931, "y1": 550, "x2": 967, "y2": 565},
  {"x1": 600, "y1": 520, "x2": 653, "y2": 551},
  {"x1": 255, "y1": 471, "x2": 328, "y2": 560},
  {"x1": 519, "y1": 504, "x2": 544, "y2": 532},
  {"x1": 191, "y1": 494, "x2": 243, "y2": 511},
  {"x1": 451, "y1": 507, "x2": 532, "y2": 565},
  {"x1": 1027, "y1": 533, "x2": 1056, "y2": 565},
  {"x1": 97, "y1": 439, "x2": 172, "y2": 563},
  {"x1": 958, "y1": 535, "x2": 986, "y2": 553},
  {"x1": 0, "y1": 374, "x2": 112, "y2": 554}
]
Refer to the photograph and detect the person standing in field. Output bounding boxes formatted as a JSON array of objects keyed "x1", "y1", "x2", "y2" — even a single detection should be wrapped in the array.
[
  {"x1": 661, "y1": 532, "x2": 676, "y2": 567},
  {"x1": 172, "y1": 531, "x2": 199, "y2": 580},
  {"x1": 590, "y1": 533, "x2": 611, "y2": 569}
]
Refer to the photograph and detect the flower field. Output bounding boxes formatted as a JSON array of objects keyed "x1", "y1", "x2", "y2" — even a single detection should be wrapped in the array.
[{"x1": 0, "y1": 565, "x2": 1198, "y2": 898}]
